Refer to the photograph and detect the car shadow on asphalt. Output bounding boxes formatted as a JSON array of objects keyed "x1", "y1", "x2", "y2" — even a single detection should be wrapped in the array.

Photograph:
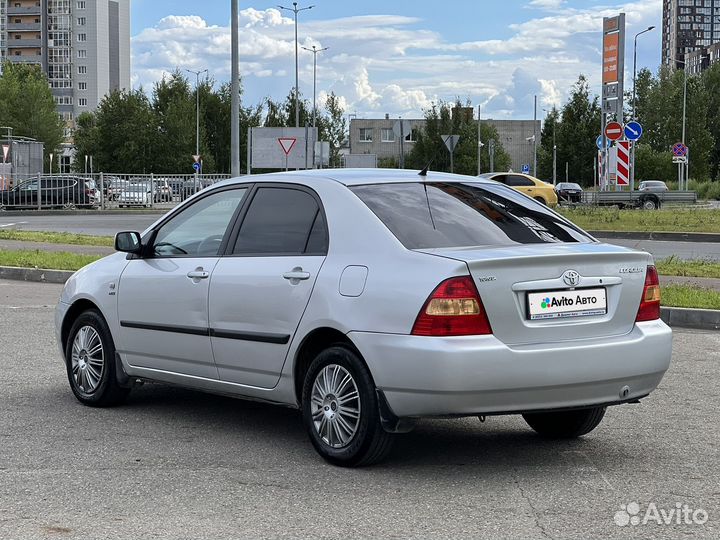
[{"x1": 53, "y1": 381, "x2": 619, "y2": 472}]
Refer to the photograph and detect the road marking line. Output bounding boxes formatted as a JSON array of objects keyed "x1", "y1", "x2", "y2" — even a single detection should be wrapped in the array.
[{"x1": 0, "y1": 222, "x2": 28, "y2": 228}]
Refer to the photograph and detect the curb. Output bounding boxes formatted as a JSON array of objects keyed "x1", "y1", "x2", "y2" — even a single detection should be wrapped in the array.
[
  {"x1": 0, "y1": 266, "x2": 74, "y2": 284},
  {"x1": 660, "y1": 306, "x2": 720, "y2": 331},
  {"x1": 591, "y1": 230, "x2": 720, "y2": 243},
  {"x1": 1, "y1": 266, "x2": 717, "y2": 330}
]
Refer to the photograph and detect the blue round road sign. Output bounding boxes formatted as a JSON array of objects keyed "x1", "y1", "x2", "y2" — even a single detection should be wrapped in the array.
[
  {"x1": 596, "y1": 135, "x2": 612, "y2": 150},
  {"x1": 672, "y1": 142, "x2": 688, "y2": 157},
  {"x1": 192, "y1": 162, "x2": 201, "y2": 171},
  {"x1": 624, "y1": 121, "x2": 643, "y2": 141}
]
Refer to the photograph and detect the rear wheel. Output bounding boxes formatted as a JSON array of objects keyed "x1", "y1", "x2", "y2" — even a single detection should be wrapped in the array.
[
  {"x1": 522, "y1": 406, "x2": 606, "y2": 438},
  {"x1": 641, "y1": 197, "x2": 659, "y2": 210},
  {"x1": 65, "y1": 309, "x2": 130, "y2": 407},
  {"x1": 301, "y1": 345, "x2": 394, "y2": 467}
]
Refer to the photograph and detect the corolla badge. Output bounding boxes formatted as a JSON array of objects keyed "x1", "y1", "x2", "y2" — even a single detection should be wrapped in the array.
[{"x1": 562, "y1": 270, "x2": 580, "y2": 287}]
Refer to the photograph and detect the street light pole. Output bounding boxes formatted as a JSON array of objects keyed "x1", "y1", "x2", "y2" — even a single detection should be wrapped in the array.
[
  {"x1": 631, "y1": 25, "x2": 655, "y2": 191},
  {"x1": 231, "y1": 0, "x2": 240, "y2": 176},
  {"x1": 301, "y1": 45, "x2": 328, "y2": 130},
  {"x1": 279, "y1": 2, "x2": 314, "y2": 128},
  {"x1": 185, "y1": 68, "x2": 208, "y2": 183}
]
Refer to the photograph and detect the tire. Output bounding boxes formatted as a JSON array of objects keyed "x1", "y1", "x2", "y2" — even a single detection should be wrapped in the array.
[
  {"x1": 65, "y1": 309, "x2": 130, "y2": 407},
  {"x1": 301, "y1": 345, "x2": 394, "y2": 467},
  {"x1": 522, "y1": 406, "x2": 606, "y2": 438},
  {"x1": 641, "y1": 197, "x2": 658, "y2": 210}
]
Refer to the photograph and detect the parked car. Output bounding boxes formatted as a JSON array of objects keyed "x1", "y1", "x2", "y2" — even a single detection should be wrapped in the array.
[
  {"x1": 106, "y1": 178, "x2": 129, "y2": 201},
  {"x1": 153, "y1": 179, "x2": 173, "y2": 203},
  {"x1": 117, "y1": 180, "x2": 152, "y2": 207},
  {"x1": 638, "y1": 180, "x2": 669, "y2": 193},
  {"x1": 0, "y1": 176, "x2": 95, "y2": 209},
  {"x1": 55, "y1": 169, "x2": 672, "y2": 466},
  {"x1": 479, "y1": 172, "x2": 559, "y2": 206},
  {"x1": 555, "y1": 182, "x2": 584, "y2": 203},
  {"x1": 181, "y1": 177, "x2": 212, "y2": 200}
]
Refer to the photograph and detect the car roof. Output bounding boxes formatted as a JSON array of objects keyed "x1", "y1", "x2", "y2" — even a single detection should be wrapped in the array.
[{"x1": 216, "y1": 168, "x2": 498, "y2": 188}]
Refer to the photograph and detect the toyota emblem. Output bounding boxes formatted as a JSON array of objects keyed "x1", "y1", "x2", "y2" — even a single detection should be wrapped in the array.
[{"x1": 562, "y1": 270, "x2": 580, "y2": 287}]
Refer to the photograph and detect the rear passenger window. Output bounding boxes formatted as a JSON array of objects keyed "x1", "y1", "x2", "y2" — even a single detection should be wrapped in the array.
[
  {"x1": 507, "y1": 175, "x2": 534, "y2": 187},
  {"x1": 233, "y1": 187, "x2": 327, "y2": 255}
]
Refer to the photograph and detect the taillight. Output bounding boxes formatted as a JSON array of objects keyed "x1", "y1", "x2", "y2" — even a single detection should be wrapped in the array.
[
  {"x1": 411, "y1": 276, "x2": 492, "y2": 336},
  {"x1": 636, "y1": 265, "x2": 661, "y2": 322}
]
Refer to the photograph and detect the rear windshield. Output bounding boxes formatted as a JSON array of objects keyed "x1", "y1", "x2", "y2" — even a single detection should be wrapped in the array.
[{"x1": 351, "y1": 182, "x2": 593, "y2": 249}]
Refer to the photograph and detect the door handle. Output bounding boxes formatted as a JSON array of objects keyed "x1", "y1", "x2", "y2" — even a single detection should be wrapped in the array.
[
  {"x1": 187, "y1": 269, "x2": 210, "y2": 280},
  {"x1": 283, "y1": 268, "x2": 311, "y2": 281}
]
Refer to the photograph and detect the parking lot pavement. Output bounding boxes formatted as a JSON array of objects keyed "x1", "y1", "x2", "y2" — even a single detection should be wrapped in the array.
[
  {"x1": 597, "y1": 237, "x2": 720, "y2": 262},
  {"x1": 0, "y1": 279, "x2": 718, "y2": 539}
]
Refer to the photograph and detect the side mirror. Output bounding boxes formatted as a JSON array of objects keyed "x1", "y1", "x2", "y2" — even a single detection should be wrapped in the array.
[{"x1": 115, "y1": 231, "x2": 142, "y2": 254}]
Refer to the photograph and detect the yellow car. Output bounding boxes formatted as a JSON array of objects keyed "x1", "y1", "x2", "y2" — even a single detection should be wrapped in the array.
[{"x1": 479, "y1": 172, "x2": 558, "y2": 207}]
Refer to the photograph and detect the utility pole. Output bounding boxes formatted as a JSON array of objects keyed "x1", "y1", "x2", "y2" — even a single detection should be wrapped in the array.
[
  {"x1": 186, "y1": 68, "x2": 207, "y2": 185},
  {"x1": 533, "y1": 95, "x2": 538, "y2": 177},
  {"x1": 543, "y1": 108, "x2": 557, "y2": 185},
  {"x1": 231, "y1": 0, "x2": 240, "y2": 176},
  {"x1": 477, "y1": 104, "x2": 483, "y2": 175},
  {"x1": 279, "y1": 2, "x2": 314, "y2": 128}
]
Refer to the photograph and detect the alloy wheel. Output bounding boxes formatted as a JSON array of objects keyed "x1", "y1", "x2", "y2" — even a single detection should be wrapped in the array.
[
  {"x1": 70, "y1": 325, "x2": 105, "y2": 393},
  {"x1": 310, "y1": 364, "x2": 361, "y2": 448}
]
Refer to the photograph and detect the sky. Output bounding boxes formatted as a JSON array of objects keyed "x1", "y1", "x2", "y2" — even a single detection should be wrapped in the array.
[{"x1": 130, "y1": 0, "x2": 663, "y2": 120}]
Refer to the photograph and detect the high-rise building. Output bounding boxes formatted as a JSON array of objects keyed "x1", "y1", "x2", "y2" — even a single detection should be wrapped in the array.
[
  {"x1": 662, "y1": 0, "x2": 720, "y2": 71},
  {"x1": 0, "y1": 1, "x2": 130, "y2": 167}
]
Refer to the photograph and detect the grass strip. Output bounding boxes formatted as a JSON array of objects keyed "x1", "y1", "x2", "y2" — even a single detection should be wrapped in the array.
[
  {"x1": 655, "y1": 257, "x2": 720, "y2": 279},
  {"x1": 559, "y1": 207, "x2": 720, "y2": 233},
  {"x1": 0, "y1": 249, "x2": 102, "y2": 272},
  {"x1": 661, "y1": 284, "x2": 720, "y2": 310},
  {"x1": 0, "y1": 229, "x2": 114, "y2": 247}
]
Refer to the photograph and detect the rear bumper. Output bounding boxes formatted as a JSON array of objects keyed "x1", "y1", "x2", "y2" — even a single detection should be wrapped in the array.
[{"x1": 349, "y1": 320, "x2": 672, "y2": 417}]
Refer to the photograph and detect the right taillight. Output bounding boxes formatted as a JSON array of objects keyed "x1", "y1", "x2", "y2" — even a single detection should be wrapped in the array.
[
  {"x1": 411, "y1": 276, "x2": 492, "y2": 336},
  {"x1": 636, "y1": 265, "x2": 661, "y2": 322}
]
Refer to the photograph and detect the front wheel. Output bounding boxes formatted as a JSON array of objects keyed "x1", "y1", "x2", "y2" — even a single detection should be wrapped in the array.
[
  {"x1": 65, "y1": 309, "x2": 130, "y2": 407},
  {"x1": 301, "y1": 345, "x2": 394, "y2": 467},
  {"x1": 522, "y1": 406, "x2": 606, "y2": 438},
  {"x1": 641, "y1": 198, "x2": 659, "y2": 210}
]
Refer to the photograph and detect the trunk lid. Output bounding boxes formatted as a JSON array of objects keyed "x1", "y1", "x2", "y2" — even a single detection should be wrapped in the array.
[{"x1": 417, "y1": 242, "x2": 651, "y2": 346}]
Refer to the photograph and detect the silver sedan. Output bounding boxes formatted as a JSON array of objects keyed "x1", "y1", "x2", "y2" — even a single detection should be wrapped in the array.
[{"x1": 55, "y1": 169, "x2": 672, "y2": 466}]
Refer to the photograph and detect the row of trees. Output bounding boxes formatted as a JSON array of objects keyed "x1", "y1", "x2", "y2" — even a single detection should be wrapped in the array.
[{"x1": 73, "y1": 71, "x2": 348, "y2": 174}]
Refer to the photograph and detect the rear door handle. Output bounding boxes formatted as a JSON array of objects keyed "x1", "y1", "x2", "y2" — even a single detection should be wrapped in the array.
[
  {"x1": 283, "y1": 269, "x2": 311, "y2": 281},
  {"x1": 187, "y1": 269, "x2": 210, "y2": 280}
]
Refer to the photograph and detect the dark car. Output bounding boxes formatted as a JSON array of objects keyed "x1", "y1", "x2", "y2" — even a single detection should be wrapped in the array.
[
  {"x1": 181, "y1": 178, "x2": 212, "y2": 201},
  {"x1": 0, "y1": 176, "x2": 94, "y2": 209},
  {"x1": 555, "y1": 182, "x2": 583, "y2": 203},
  {"x1": 638, "y1": 181, "x2": 669, "y2": 192}
]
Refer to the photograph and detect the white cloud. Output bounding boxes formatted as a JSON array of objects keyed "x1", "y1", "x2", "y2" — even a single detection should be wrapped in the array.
[{"x1": 131, "y1": 1, "x2": 662, "y2": 120}]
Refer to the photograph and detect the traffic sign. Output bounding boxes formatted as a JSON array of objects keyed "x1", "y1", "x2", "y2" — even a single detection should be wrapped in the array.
[
  {"x1": 605, "y1": 121, "x2": 623, "y2": 141},
  {"x1": 277, "y1": 137, "x2": 297, "y2": 156},
  {"x1": 192, "y1": 162, "x2": 201, "y2": 171},
  {"x1": 672, "y1": 142, "x2": 688, "y2": 157},
  {"x1": 521, "y1": 164, "x2": 530, "y2": 174},
  {"x1": 192, "y1": 154, "x2": 201, "y2": 163},
  {"x1": 673, "y1": 156, "x2": 687, "y2": 164},
  {"x1": 596, "y1": 135, "x2": 611, "y2": 150},
  {"x1": 441, "y1": 134, "x2": 460, "y2": 153},
  {"x1": 624, "y1": 121, "x2": 643, "y2": 141}
]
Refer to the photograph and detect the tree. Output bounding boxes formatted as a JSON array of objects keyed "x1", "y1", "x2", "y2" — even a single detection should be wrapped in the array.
[
  {"x1": 71, "y1": 112, "x2": 99, "y2": 173},
  {"x1": 321, "y1": 92, "x2": 347, "y2": 167},
  {"x1": 407, "y1": 100, "x2": 510, "y2": 174},
  {"x1": 0, "y1": 62, "x2": 64, "y2": 154},
  {"x1": 538, "y1": 106, "x2": 560, "y2": 181},
  {"x1": 554, "y1": 75, "x2": 601, "y2": 186},
  {"x1": 702, "y1": 62, "x2": 720, "y2": 181},
  {"x1": 90, "y1": 89, "x2": 157, "y2": 173}
]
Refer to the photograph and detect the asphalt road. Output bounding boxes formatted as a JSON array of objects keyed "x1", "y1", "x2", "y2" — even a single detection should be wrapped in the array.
[
  {"x1": 0, "y1": 279, "x2": 718, "y2": 539},
  {"x1": 1, "y1": 213, "x2": 719, "y2": 262}
]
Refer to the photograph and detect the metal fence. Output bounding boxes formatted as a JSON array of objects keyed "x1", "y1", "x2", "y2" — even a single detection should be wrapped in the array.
[{"x1": 0, "y1": 173, "x2": 231, "y2": 211}]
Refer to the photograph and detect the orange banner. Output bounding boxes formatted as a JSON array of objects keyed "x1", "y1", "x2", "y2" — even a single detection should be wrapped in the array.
[{"x1": 603, "y1": 33, "x2": 619, "y2": 84}]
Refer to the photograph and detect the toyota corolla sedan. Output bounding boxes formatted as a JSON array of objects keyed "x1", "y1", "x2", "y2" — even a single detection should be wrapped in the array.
[{"x1": 55, "y1": 169, "x2": 672, "y2": 466}]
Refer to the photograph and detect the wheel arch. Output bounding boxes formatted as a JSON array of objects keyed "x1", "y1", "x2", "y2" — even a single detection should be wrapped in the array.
[
  {"x1": 292, "y1": 326, "x2": 365, "y2": 406},
  {"x1": 61, "y1": 298, "x2": 104, "y2": 354}
]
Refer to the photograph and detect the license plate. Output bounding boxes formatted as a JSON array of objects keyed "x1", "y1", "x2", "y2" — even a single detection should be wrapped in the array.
[{"x1": 527, "y1": 288, "x2": 607, "y2": 320}]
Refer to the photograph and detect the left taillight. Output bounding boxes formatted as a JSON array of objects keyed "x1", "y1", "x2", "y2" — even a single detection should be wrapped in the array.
[
  {"x1": 636, "y1": 265, "x2": 661, "y2": 322},
  {"x1": 411, "y1": 276, "x2": 492, "y2": 336}
]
